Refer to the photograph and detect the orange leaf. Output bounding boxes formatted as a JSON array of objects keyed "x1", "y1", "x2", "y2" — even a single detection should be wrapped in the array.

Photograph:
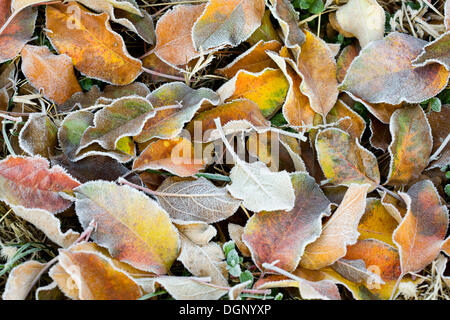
[
  {"x1": 326, "y1": 100, "x2": 366, "y2": 141},
  {"x1": 243, "y1": 172, "x2": 331, "y2": 271},
  {"x1": 0, "y1": 156, "x2": 80, "y2": 213},
  {"x1": 300, "y1": 184, "x2": 370, "y2": 270},
  {"x1": 21, "y1": 45, "x2": 81, "y2": 105},
  {"x1": 296, "y1": 30, "x2": 339, "y2": 117},
  {"x1": 57, "y1": 249, "x2": 142, "y2": 300},
  {"x1": 217, "y1": 40, "x2": 282, "y2": 78},
  {"x1": 393, "y1": 180, "x2": 449, "y2": 275},
  {"x1": 153, "y1": 4, "x2": 205, "y2": 67},
  {"x1": 46, "y1": 2, "x2": 142, "y2": 85},
  {"x1": 133, "y1": 137, "x2": 205, "y2": 177}
]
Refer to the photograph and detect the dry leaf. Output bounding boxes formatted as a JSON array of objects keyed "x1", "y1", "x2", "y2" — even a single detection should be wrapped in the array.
[
  {"x1": 19, "y1": 113, "x2": 58, "y2": 157},
  {"x1": 2, "y1": 260, "x2": 46, "y2": 300}
]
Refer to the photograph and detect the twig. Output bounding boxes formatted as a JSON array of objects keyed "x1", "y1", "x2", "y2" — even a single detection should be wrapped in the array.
[
  {"x1": 142, "y1": 67, "x2": 186, "y2": 82},
  {"x1": 429, "y1": 134, "x2": 450, "y2": 162},
  {"x1": 191, "y1": 278, "x2": 271, "y2": 295}
]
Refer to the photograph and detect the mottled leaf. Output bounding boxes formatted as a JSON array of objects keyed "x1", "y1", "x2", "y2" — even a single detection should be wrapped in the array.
[
  {"x1": 413, "y1": 32, "x2": 450, "y2": 71},
  {"x1": 0, "y1": 156, "x2": 80, "y2": 213},
  {"x1": 326, "y1": 100, "x2": 366, "y2": 140},
  {"x1": 243, "y1": 172, "x2": 331, "y2": 271},
  {"x1": 386, "y1": 105, "x2": 432, "y2": 186},
  {"x1": 75, "y1": 181, "x2": 179, "y2": 274},
  {"x1": 192, "y1": 0, "x2": 265, "y2": 50},
  {"x1": 393, "y1": 180, "x2": 449, "y2": 275},
  {"x1": 300, "y1": 183, "x2": 370, "y2": 270},
  {"x1": 46, "y1": 2, "x2": 142, "y2": 85},
  {"x1": 340, "y1": 32, "x2": 450, "y2": 105},
  {"x1": 316, "y1": 128, "x2": 380, "y2": 191}
]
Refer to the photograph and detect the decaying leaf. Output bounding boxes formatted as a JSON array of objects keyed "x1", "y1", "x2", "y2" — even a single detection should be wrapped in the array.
[
  {"x1": 316, "y1": 128, "x2": 380, "y2": 191},
  {"x1": 20, "y1": 45, "x2": 81, "y2": 105},
  {"x1": 413, "y1": 32, "x2": 450, "y2": 71},
  {"x1": 19, "y1": 113, "x2": 58, "y2": 157},
  {"x1": 243, "y1": 172, "x2": 331, "y2": 271},
  {"x1": 155, "y1": 176, "x2": 241, "y2": 223},
  {"x1": 326, "y1": 100, "x2": 366, "y2": 141},
  {"x1": 46, "y1": 2, "x2": 142, "y2": 85},
  {"x1": 2, "y1": 260, "x2": 46, "y2": 300},
  {"x1": 0, "y1": 155, "x2": 80, "y2": 213},
  {"x1": 228, "y1": 223, "x2": 251, "y2": 257},
  {"x1": 393, "y1": 180, "x2": 449, "y2": 276},
  {"x1": 340, "y1": 32, "x2": 449, "y2": 105},
  {"x1": 74, "y1": 181, "x2": 180, "y2": 274},
  {"x1": 300, "y1": 183, "x2": 370, "y2": 270},
  {"x1": 386, "y1": 105, "x2": 433, "y2": 186},
  {"x1": 192, "y1": 0, "x2": 265, "y2": 50},
  {"x1": 0, "y1": 0, "x2": 37, "y2": 63}
]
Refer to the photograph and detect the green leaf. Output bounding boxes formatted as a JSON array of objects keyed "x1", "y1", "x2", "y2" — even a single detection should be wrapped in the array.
[
  {"x1": 226, "y1": 249, "x2": 240, "y2": 267},
  {"x1": 223, "y1": 241, "x2": 235, "y2": 257},
  {"x1": 239, "y1": 270, "x2": 254, "y2": 287},
  {"x1": 308, "y1": 0, "x2": 324, "y2": 14},
  {"x1": 446, "y1": 184, "x2": 450, "y2": 197}
]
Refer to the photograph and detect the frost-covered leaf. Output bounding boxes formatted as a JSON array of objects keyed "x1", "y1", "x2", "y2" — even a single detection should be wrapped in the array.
[
  {"x1": 300, "y1": 183, "x2": 370, "y2": 270},
  {"x1": 331, "y1": 258, "x2": 383, "y2": 285},
  {"x1": 79, "y1": 96, "x2": 155, "y2": 152},
  {"x1": 153, "y1": 4, "x2": 206, "y2": 67},
  {"x1": 228, "y1": 223, "x2": 251, "y2": 257},
  {"x1": 134, "y1": 82, "x2": 220, "y2": 143},
  {"x1": 74, "y1": 181, "x2": 180, "y2": 274},
  {"x1": 177, "y1": 235, "x2": 228, "y2": 286},
  {"x1": 413, "y1": 32, "x2": 450, "y2": 71},
  {"x1": 340, "y1": 32, "x2": 450, "y2": 105},
  {"x1": 2, "y1": 260, "x2": 46, "y2": 300},
  {"x1": 427, "y1": 105, "x2": 450, "y2": 169},
  {"x1": 326, "y1": 100, "x2": 366, "y2": 140},
  {"x1": 133, "y1": 138, "x2": 205, "y2": 177},
  {"x1": 11, "y1": 205, "x2": 79, "y2": 248},
  {"x1": 192, "y1": 0, "x2": 265, "y2": 50},
  {"x1": 217, "y1": 40, "x2": 282, "y2": 78},
  {"x1": 155, "y1": 176, "x2": 241, "y2": 223},
  {"x1": 0, "y1": 156, "x2": 80, "y2": 213},
  {"x1": 19, "y1": 113, "x2": 58, "y2": 158},
  {"x1": 295, "y1": 30, "x2": 339, "y2": 117},
  {"x1": 386, "y1": 105, "x2": 432, "y2": 186},
  {"x1": 336, "y1": 44, "x2": 360, "y2": 83},
  {"x1": 335, "y1": 0, "x2": 385, "y2": 48},
  {"x1": 243, "y1": 172, "x2": 331, "y2": 271},
  {"x1": 393, "y1": 180, "x2": 449, "y2": 275},
  {"x1": 0, "y1": 0, "x2": 37, "y2": 63},
  {"x1": 217, "y1": 68, "x2": 289, "y2": 118},
  {"x1": 56, "y1": 249, "x2": 142, "y2": 300},
  {"x1": 46, "y1": 2, "x2": 142, "y2": 85},
  {"x1": 316, "y1": 128, "x2": 380, "y2": 191},
  {"x1": 21, "y1": 45, "x2": 81, "y2": 105}
]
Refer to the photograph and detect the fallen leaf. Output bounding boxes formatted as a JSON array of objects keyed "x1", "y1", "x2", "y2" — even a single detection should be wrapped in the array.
[
  {"x1": 243, "y1": 172, "x2": 331, "y2": 271},
  {"x1": 217, "y1": 68, "x2": 289, "y2": 118},
  {"x1": 216, "y1": 40, "x2": 282, "y2": 78},
  {"x1": 20, "y1": 45, "x2": 81, "y2": 105},
  {"x1": 228, "y1": 223, "x2": 251, "y2": 257},
  {"x1": 331, "y1": 258, "x2": 383, "y2": 285},
  {"x1": 315, "y1": 128, "x2": 380, "y2": 191},
  {"x1": 393, "y1": 180, "x2": 449, "y2": 275},
  {"x1": 412, "y1": 32, "x2": 450, "y2": 71},
  {"x1": 2, "y1": 260, "x2": 46, "y2": 300},
  {"x1": 336, "y1": 44, "x2": 360, "y2": 83},
  {"x1": 0, "y1": 0, "x2": 37, "y2": 63},
  {"x1": 11, "y1": 205, "x2": 79, "y2": 248},
  {"x1": 246, "y1": 9, "x2": 280, "y2": 45},
  {"x1": 427, "y1": 105, "x2": 450, "y2": 170},
  {"x1": 134, "y1": 82, "x2": 219, "y2": 143},
  {"x1": 78, "y1": 96, "x2": 155, "y2": 152},
  {"x1": 19, "y1": 113, "x2": 58, "y2": 157},
  {"x1": 335, "y1": 0, "x2": 385, "y2": 48},
  {"x1": 74, "y1": 181, "x2": 180, "y2": 274},
  {"x1": 295, "y1": 30, "x2": 339, "y2": 118},
  {"x1": 155, "y1": 176, "x2": 240, "y2": 223},
  {"x1": 386, "y1": 105, "x2": 432, "y2": 186},
  {"x1": 326, "y1": 100, "x2": 366, "y2": 140},
  {"x1": 133, "y1": 137, "x2": 205, "y2": 177},
  {"x1": 358, "y1": 198, "x2": 398, "y2": 246},
  {"x1": 153, "y1": 4, "x2": 206, "y2": 67},
  {"x1": 369, "y1": 115, "x2": 391, "y2": 151},
  {"x1": 192, "y1": 0, "x2": 265, "y2": 50},
  {"x1": 174, "y1": 220, "x2": 217, "y2": 245},
  {"x1": 57, "y1": 249, "x2": 142, "y2": 300},
  {"x1": 300, "y1": 183, "x2": 370, "y2": 270},
  {"x1": 0, "y1": 155, "x2": 80, "y2": 213},
  {"x1": 46, "y1": 2, "x2": 142, "y2": 85},
  {"x1": 340, "y1": 32, "x2": 450, "y2": 105}
]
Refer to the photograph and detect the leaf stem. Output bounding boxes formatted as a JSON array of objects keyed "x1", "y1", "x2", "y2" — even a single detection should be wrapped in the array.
[{"x1": 142, "y1": 67, "x2": 186, "y2": 82}]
